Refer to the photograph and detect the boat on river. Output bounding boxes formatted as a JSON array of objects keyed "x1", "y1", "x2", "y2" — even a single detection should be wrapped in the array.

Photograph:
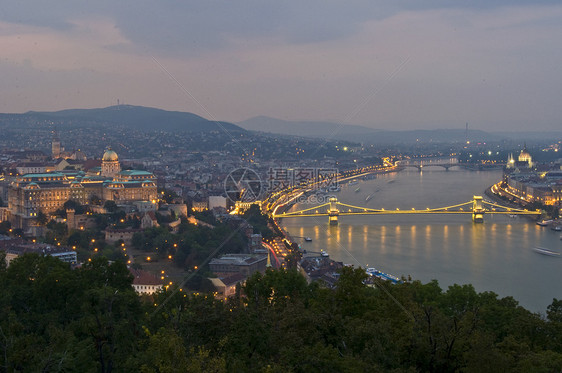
[
  {"x1": 365, "y1": 268, "x2": 401, "y2": 284},
  {"x1": 532, "y1": 247, "x2": 560, "y2": 257},
  {"x1": 354, "y1": 187, "x2": 361, "y2": 193},
  {"x1": 551, "y1": 225, "x2": 562, "y2": 232},
  {"x1": 304, "y1": 237, "x2": 312, "y2": 242},
  {"x1": 536, "y1": 220, "x2": 552, "y2": 226}
]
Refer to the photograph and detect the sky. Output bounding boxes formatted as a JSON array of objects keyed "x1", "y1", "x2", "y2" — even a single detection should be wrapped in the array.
[{"x1": 1, "y1": 1, "x2": 562, "y2": 131}]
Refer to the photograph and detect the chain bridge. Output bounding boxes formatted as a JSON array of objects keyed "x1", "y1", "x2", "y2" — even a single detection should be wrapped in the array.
[{"x1": 272, "y1": 196, "x2": 541, "y2": 225}]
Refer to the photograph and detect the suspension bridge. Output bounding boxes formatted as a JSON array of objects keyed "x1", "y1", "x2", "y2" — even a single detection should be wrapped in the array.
[{"x1": 272, "y1": 196, "x2": 541, "y2": 225}]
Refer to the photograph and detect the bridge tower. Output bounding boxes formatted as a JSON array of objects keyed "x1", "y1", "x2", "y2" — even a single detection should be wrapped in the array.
[
  {"x1": 327, "y1": 196, "x2": 339, "y2": 225},
  {"x1": 472, "y1": 196, "x2": 485, "y2": 223}
]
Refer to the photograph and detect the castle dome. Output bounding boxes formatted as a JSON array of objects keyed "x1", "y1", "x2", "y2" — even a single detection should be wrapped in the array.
[{"x1": 102, "y1": 149, "x2": 119, "y2": 162}]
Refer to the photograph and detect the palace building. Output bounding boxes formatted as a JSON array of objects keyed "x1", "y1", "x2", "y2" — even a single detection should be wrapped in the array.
[{"x1": 8, "y1": 149, "x2": 157, "y2": 231}]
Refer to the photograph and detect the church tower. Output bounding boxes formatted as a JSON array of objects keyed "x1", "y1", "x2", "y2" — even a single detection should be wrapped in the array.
[
  {"x1": 52, "y1": 129, "x2": 61, "y2": 159},
  {"x1": 101, "y1": 148, "x2": 121, "y2": 178}
]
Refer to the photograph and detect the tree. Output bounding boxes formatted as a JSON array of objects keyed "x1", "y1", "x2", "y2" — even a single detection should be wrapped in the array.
[
  {"x1": 90, "y1": 194, "x2": 102, "y2": 205},
  {"x1": 104, "y1": 200, "x2": 118, "y2": 213},
  {"x1": 36, "y1": 210, "x2": 48, "y2": 226},
  {"x1": 0, "y1": 220, "x2": 11, "y2": 235}
]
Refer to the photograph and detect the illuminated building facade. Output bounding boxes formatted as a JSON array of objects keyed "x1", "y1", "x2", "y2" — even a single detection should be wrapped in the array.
[
  {"x1": 505, "y1": 171, "x2": 562, "y2": 206},
  {"x1": 507, "y1": 144, "x2": 534, "y2": 170},
  {"x1": 8, "y1": 149, "x2": 157, "y2": 230}
]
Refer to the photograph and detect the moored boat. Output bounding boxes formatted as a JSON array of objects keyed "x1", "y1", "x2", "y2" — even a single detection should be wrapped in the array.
[
  {"x1": 304, "y1": 237, "x2": 312, "y2": 242},
  {"x1": 365, "y1": 268, "x2": 402, "y2": 284}
]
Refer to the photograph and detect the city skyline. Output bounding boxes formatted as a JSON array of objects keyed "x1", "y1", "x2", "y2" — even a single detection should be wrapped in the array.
[{"x1": 2, "y1": 1, "x2": 562, "y2": 131}]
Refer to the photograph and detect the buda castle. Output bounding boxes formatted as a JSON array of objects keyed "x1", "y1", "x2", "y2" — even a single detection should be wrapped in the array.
[{"x1": 8, "y1": 149, "x2": 157, "y2": 230}]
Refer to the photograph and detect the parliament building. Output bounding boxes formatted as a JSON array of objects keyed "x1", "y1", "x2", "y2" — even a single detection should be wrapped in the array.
[{"x1": 8, "y1": 149, "x2": 157, "y2": 230}]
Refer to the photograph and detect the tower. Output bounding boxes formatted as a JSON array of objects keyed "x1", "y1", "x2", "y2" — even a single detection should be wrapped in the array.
[
  {"x1": 507, "y1": 153, "x2": 515, "y2": 169},
  {"x1": 266, "y1": 250, "x2": 273, "y2": 269},
  {"x1": 472, "y1": 196, "x2": 485, "y2": 223},
  {"x1": 328, "y1": 196, "x2": 339, "y2": 225},
  {"x1": 52, "y1": 129, "x2": 61, "y2": 159}
]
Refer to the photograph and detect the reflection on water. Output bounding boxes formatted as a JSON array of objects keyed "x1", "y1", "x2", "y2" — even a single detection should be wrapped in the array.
[{"x1": 283, "y1": 169, "x2": 562, "y2": 312}]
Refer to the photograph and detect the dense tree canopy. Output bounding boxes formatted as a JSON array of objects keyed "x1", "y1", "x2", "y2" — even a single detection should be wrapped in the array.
[{"x1": 1, "y1": 255, "x2": 562, "y2": 372}]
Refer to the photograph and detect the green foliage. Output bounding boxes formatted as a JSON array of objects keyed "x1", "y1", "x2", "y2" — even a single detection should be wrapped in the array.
[
  {"x1": 0, "y1": 220, "x2": 11, "y2": 235},
  {"x1": 104, "y1": 200, "x2": 118, "y2": 212},
  {"x1": 36, "y1": 210, "x2": 48, "y2": 226},
  {"x1": 64, "y1": 199, "x2": 86, "y2": 214},
  {"x1": 132, "y1": 222, "x2": 246, "y2": 271},
  {"x1": 158, "y1": 188, "x2": 180, "y2": 204},
  {"x1": 2, "y1": 256, "x2": 562, "y2": 371},
  {"x1": 242, "y1": 204, "x2": 276, "y2": 239},
  {"x1": 0, "y1": 255, "x2": 141, "y2": 372}
]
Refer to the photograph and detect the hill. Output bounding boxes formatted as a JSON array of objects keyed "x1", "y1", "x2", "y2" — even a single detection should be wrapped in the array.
[
  {"x1": 0, "y1": 105, "x2": 245, "y2": 133},
  {"x1": 238, "y1": 116, "x2": 561, "y2": 144}
]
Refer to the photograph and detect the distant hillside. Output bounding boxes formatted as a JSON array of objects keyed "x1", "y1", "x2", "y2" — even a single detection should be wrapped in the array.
[
  {"x1": 238, "y1": 116, "x2": 379, "y2": 138},
  {"x1": 238, "y1": 116, "x2": 560, "y2": 144},
  {"x1": 0, "y1": 105, "x2": 245, "y2": 133}
]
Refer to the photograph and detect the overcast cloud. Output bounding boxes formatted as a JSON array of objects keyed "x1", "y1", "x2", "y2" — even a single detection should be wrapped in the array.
[{"x1": 1, "y1": 1, "x2": 561, "y2": 131}]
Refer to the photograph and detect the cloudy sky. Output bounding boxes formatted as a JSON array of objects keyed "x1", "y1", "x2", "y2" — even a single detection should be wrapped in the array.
[{"x1": 1, "y1": 1, "x2": 561, "y2": 131}]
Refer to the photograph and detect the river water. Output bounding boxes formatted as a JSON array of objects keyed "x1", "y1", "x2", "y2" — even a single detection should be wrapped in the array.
[{"x1": 281, "y1": 168, "x2": 562, "y2": 313}]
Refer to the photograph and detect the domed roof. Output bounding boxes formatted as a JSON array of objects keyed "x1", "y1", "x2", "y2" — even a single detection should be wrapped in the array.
[{"x1": 102, "y1": 149, "x2": 119, "y2": 161}]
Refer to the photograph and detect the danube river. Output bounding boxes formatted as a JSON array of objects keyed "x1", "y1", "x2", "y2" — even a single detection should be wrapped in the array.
[{"x1": 281, "y1": 168, "x2": 562, "y2": 313}]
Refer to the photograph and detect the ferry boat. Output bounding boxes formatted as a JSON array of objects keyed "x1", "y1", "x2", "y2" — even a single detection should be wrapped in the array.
[
  {"x1": 304, "y1": 237, "x2": 312, "y2": 242},
  {"x1": 365, "y1": 268, "x2": 401, "y2": 284},
  {"x1": 532, "y1": 247, "x2": 561, "y2": 257}
]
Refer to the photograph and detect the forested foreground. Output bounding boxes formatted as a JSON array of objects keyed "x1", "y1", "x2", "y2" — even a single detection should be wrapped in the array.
[{"x1": 2, "y1": 254, "x2": 562, "y2": 372}]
